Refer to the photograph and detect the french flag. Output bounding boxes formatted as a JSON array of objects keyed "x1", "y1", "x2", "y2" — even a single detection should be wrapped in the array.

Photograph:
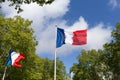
[
  {"x1": 7, "y1": 49, "x2": 25, "y2": 67},
  {"x1": 56, "y1": 28, "x2": 87, "y2": 48}
]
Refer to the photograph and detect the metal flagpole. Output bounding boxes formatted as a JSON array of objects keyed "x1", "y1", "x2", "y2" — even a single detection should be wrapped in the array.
[
  {"x1": 2, "y1": 48, "x2": 11, "y2": 80},
  {"x1": 54, "y1": 25, "x2": 57, "y2": 80},
  {"x1": 2, "y1": 66, "x2": 7, "y2": 80},
  {"x1": 54, "y1": 47, "x2": 57, "y2": 80}
]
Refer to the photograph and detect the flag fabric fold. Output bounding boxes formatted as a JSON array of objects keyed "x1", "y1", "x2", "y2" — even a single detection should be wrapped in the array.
[
  {"x1": 56, "y1": 28, "x2": 87, "y2": 48},
  {"x1": 7, "y1": 49, "x2": 25, "y2": 67}
]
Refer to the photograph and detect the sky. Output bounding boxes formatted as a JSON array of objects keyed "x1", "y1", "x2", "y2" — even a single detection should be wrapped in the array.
[{"x1": 0, "y1": 0, "x2": 120, "y2": 73}]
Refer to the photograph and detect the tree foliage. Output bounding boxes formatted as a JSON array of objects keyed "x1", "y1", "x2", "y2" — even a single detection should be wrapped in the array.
[
  {"x1": 41, "y1": 58, "x2": 67, "y2": 80},
  {"x1": 71, "y1": 23, "x2": 120, "y2": 80},
  {"x1": 103, "y1": 22, "x2": 120, "y2": 80},
  {"x1": 70, "y1": 49, "x2": 103, "y2": 80},
  {"x1": 56, "y1": 58, "x2": 66, "y2": 80},
  {"x1": 0, "y1": 14, "x2": 67, "y2": 80},
  {"x1": 0, "y1": 13, "x2": 38, "y2": 80}
]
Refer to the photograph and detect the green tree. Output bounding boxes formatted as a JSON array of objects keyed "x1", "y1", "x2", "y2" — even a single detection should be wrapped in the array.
[
  {"x1": 70, "y1": 49, "x2": 104, "y2": 80},
  {"x1": 70, "y1": 23, "x2": 120, "y2": 80},
  {"x1": 42, "y1": 58, "x2": 54, "y2": 80},
  {"x1": 0, "y1": 14, "x2": 67, "y2": 80},
  {"x1": 0, "y1": 14, "x2": 39, "y2": 80},
  {"x1": 41, "y1": 58, "x2": 67, "y2": 80},
  {"x1": 56, "y1": 58, "x2": 66, "y2": 80},
  {"x1": 103, "y1": 22, "x2": 120, "y2": 80}
]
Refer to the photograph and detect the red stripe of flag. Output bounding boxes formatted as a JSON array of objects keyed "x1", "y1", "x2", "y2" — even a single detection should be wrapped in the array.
[{"x1": 72, "y1": 29, "x2": 87, "y2": 45}]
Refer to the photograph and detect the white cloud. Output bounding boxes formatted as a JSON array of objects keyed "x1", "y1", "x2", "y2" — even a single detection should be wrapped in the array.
[
  {"x1": 0, "y1": 0, "x2": 112, "y2": 56},
  {"x1": 109, "y1": 0, "x2": 120, "y2": 9},
  {"x1": 66, "y1": 16, "x2": 88, "y2": 31},
  {"x1": 1, "y1": 0, "x2": 69, "y2": 18},
  {"x1": 86, "y1": 23, "x2": 112, "y2": 50},
  {"x1": 43, "y1": 0, "x2": 70, "y2": 18}
]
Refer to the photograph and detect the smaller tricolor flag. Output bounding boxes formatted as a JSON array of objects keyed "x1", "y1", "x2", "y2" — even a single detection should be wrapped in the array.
[
  {"x1": 7, "y1": 49, "x2": 25, "y2": 67},
  {"x1": 56, "y1": 28, "x2": 87, "y2": 48}
]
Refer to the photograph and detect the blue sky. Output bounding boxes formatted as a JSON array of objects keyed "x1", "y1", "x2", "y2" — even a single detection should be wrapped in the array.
[
  {"x1": 64, "y1": 0, "x2": 120, "y2": 27},
  {"x1": 1, "y1": 0, "x2": 120, "y2": 73}
]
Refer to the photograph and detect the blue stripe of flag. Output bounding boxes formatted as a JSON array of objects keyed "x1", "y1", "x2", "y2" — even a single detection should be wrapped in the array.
[
  {"x1": 6, "y1": 49, "x2": 14, "y2": 66},
  {"x1": 56, "y1": 28, "x2": 65, "y2": 48}
]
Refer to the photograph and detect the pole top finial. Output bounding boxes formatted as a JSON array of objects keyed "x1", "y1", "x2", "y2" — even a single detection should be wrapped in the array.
[{"x1": 55, "y1": 25, "x2": 58, "y2": 27}]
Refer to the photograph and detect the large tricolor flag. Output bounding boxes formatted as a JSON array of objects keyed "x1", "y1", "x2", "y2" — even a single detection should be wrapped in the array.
[
  {"x1": 56, "y1": 28, "x2": 87, "y2": 48},
  {"x1": 7, "y1": 49, "x2": 25, "y2": 67}
]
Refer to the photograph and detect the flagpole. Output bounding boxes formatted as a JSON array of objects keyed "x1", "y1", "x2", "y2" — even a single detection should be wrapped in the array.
[
  {"x1": 54, "y1": 25, "x2": 57, "y2": 80},
  {"x1": 2, "y1": 48, "x2": 10, "y2": 80},
  {"x1": 54, "y1": 47, "x2": 57, "y2": 80},
  {"x1": 2, "y1": 66, "x2": 7, "y2": 80}
]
